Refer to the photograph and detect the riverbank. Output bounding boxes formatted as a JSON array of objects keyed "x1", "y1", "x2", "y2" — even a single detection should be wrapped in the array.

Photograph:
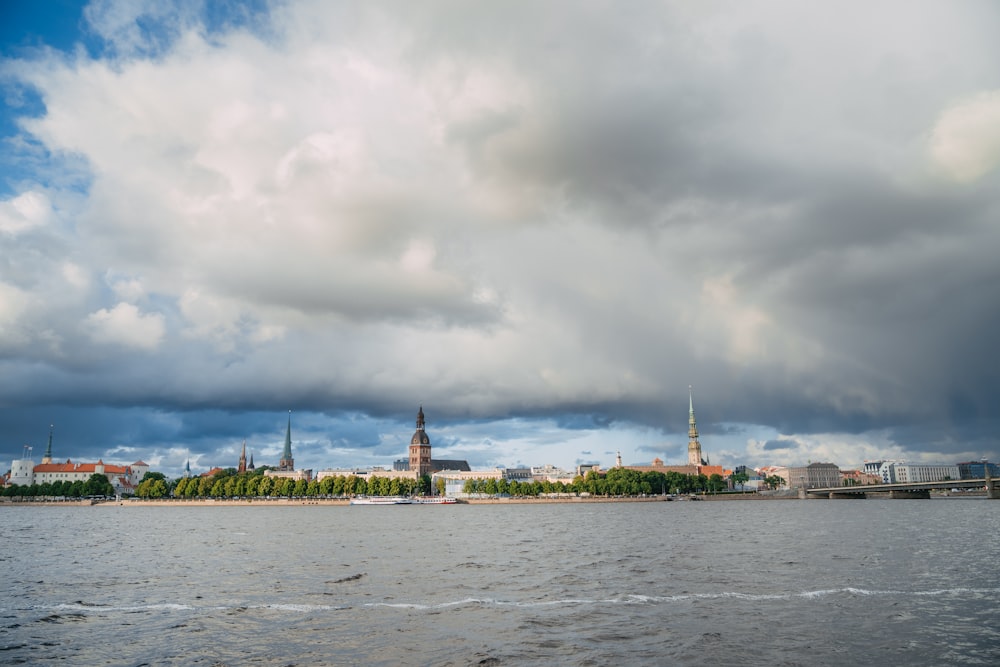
[{"x1": 1, "y1": 493, "x2": 801, "y2": 507}]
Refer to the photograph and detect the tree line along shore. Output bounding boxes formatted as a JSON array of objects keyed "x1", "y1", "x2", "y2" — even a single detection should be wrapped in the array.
[{"x1": 2, "y1": 465, "x2": 780, "y2": 503}]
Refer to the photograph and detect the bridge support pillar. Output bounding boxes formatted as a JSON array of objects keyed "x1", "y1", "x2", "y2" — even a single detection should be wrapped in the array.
[
  {"x1": 985, "y1": 464, "x2": 1000, "y2": 499},
  {"x1": 829, "y1": 492, "x2": 866, "y2": 499},
  {"x1": 889, "y1": 489, "x2": 930, "y2": 499}
]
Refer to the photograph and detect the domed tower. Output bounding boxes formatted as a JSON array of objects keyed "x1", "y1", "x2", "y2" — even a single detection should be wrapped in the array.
[
  {"x1": 687, "y1": 386, "x2": 705, "y2": 466},
  {"x1": 409, "y1": 406, "x2": 432, "y2": 477}
]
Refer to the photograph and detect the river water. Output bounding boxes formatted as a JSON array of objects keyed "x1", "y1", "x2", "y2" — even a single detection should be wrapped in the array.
[{"x1": 2, "y1": 498, "x2": 998, "y2": 666}]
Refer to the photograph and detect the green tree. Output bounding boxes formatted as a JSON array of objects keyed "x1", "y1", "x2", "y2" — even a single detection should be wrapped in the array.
[
  {"x1": 707, "y1": 473, "x2": 726, "y2": 494},
  {"x1": 145, "y1": 479, "x2": 168, "y2": 499},
  {"x1": 417, "y1": 474, "x2": 431, "y2": 495},
  {"x1": 765, "y1": 475, "x2": 786, "y2": 490},
  {"x1": 730, "y1": 471, "x2": 750, "y2": 492},
  {"x1": 174, "y1": 477, "x2": 188, "y2": 497},
  {"x1": 84, "y1": 473, "x2": 114, "y2": 497}
]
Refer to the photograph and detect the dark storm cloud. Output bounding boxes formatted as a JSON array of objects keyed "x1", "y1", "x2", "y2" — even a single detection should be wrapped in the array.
[{"x1": 762, "y1": 439, "x2": 799, "y2": 452}]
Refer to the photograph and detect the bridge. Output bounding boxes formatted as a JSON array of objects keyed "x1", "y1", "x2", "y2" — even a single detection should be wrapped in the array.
[{"x1": 805, "y1": 473, "x2": 999, "y2": 500}]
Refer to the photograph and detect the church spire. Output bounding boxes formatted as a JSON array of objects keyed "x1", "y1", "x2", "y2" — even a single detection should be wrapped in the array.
[
  {"x1": 279, "y1": 411, "x2": 295, "y2": 471},
  {"x1": 688, "y1": 385, "x2": 705, "y2": 466},
  {"x1": 238, "y1": 440, "x2": 247, "y2": 473},
  {"x1": 42, "y1": 424, "x2": 54, "y2": 464}
]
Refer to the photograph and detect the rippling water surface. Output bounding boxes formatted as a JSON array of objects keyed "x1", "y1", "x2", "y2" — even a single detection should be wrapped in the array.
[{"x1": 2, "y1": 498, "x2": 999, "y2": 666}]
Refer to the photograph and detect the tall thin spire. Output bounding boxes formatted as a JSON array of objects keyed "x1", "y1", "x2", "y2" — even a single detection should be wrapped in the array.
[
  {"x1": 238, "y1": 440, "x2": 248, "y2": 473},
  {"x1": 279, "y1": 410, "x2": 294, "y2": 471},
  {"x1": 688, "y1": 385, "x2": 704, "y2": 466},
  {"x1": 42, "y1": 424, "x2": 54, "y2": 464}
]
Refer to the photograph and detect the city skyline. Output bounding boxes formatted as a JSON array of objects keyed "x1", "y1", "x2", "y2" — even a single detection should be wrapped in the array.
[{"x1": 2, "y1": 2, "x2": 999, "y2": 478}]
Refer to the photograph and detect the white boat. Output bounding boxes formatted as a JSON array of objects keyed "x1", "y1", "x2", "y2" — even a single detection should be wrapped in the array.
[
  {"x1": 349, "y1": 496, "x2": 414, "y2": 505},
  {"x1": 413, "y1": 496, "x2": 457, "y2": 504}
]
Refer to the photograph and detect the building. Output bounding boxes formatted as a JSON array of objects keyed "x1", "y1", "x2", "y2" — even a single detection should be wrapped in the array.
[
  {"x1": 265, "y1": 412, "x2": 312, "y2": 481},
  {"x1": 875, "y1": 462, "x2": 960, "y2": 484},
  {"x1": 530, "y1": 465, "x2": 578, "y2": 484},
  {"x1": 840, "y1": 469, "x2": 882, "y2": 486},
  {"x1": 399, "y1": 406, "x2": 470, "y2": 474},
  {"x1": 957, "y1": 461, "x2": 1000, "y2": 479},
  {"x1": 237, "y1": 440, "x2": 248, "y2": 473},
  {"x1": 615, "y1": 392, "x2": 726, "y2": 479},
  {"x1": 315, "y1": 407, "x2": 470, "y2": 495},
  {"x1": 7, "y1": 428, "x2": 148, "y2": 494},
  {"x1": 278, "y1": 411, "x2": 294, "y2": 471},
  {"x1": 688, "y1": 386, "x2": 706, "y2": 466},
  {"x1": 409, "y1": 406, "x2": 432, "y2": 476},
  {"x1": 784, "y1": 463, "x2": 842, "y2": 489}
]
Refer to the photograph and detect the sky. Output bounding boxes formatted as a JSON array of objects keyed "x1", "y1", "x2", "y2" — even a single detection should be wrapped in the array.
[{"x1": 2, "y1": 1, "x2": 999, "y2": 479}]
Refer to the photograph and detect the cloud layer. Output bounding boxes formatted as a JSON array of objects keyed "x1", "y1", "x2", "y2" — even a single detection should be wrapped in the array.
[{"x1": 2, "y1": 1, "x2": 999, "y2": 475}]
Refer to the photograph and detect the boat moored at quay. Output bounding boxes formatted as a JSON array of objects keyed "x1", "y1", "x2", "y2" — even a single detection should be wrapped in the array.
[
  {"x1": 348, "y1": 496, "x2": 458, "y2": 505},
  {"x1": 349, "y1": 496, "x2": 413, "y2": 505}
]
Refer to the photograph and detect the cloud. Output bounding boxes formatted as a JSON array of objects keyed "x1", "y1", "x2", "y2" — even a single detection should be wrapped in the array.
[
  {"x1": 1, "y1": 0, "x2": 1000, "y2": 476},
  {"x1": 0, "y1": 190, "x2": 51, "y2": 234},
  {"x1": 762, "y1": 439, "x2": 799, "y2": 452},
  {"x1": 929, "y1": 91, "x2": 1000, "y2": 182},
  {"x1": 84, "y1": 302, "x2": 165, "y2": 350}
]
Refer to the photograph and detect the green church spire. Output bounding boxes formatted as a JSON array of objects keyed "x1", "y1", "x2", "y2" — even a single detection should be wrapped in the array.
[
  {"x1": 279, "y1": 410, "x2": 295, "y2": 471},
  {"x1": 42, "y1": 424, "x2": 53, "y2": 463}
]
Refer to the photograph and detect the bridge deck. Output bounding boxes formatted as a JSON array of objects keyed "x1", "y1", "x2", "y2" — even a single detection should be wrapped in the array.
[{"x1": 807, "y1": 478, "x2": 988, "y2": 495}]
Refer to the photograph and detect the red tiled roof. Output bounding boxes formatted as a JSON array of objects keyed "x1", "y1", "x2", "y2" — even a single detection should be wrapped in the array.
[{"x1": 34, "y1": 461, "x2": 131, "y2": 475}]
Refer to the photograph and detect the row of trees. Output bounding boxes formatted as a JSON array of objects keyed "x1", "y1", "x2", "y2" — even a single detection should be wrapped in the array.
[
  {"x1": 1, "y1": 473, "x2": 115, "y2": 499},
  {"x1": 463, "y1": 468, "x2": 732, "y2": 497},
  {"x1": 141, "y1": 468, "x2": 436, "y2": 500},
  {"x1": 4, "y1": 467, "x2": 789, "y2": 501}
]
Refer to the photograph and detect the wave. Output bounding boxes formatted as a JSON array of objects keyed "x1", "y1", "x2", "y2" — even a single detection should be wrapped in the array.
[
  {"x1": 10, "y1": 586, "x2": 997, "y2": 619},
  {"x1": 22, "y1": 602, "x2": 349, "y2": 616},
  {"x1": 367, "y1": 587, "x2": 1000, "y2": 610}
]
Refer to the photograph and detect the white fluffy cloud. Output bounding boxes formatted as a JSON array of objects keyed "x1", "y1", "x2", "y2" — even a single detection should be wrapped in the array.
[
  {"x1": 0, "y1": 190, "x2": 51, "y2": 234},
  {"x1": 84, "y1": 302, "x2": 166, "y2": 350},
  {"x1": 929, "y1": 91, "x2": 1000, "y2": 182}
]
